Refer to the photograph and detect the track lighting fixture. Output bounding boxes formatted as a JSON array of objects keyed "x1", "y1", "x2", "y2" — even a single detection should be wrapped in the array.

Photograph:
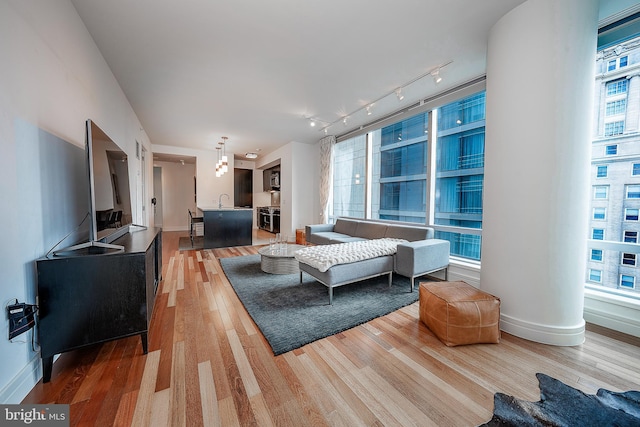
[
  {"x1": 431, "y1": 68, "x2": 442, "y2": 84},
  {"x1": 310, "y1": 61, "x2": 452, "y2": 134}
]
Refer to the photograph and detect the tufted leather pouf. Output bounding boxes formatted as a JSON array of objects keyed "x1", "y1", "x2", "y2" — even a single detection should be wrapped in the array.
[{"x1": 419, "y1": 281, "x2": 501, "y2": 346}]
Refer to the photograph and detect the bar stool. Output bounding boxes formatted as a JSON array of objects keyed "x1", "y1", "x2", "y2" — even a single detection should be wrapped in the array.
[{"x1": 188, "y1": 209, "x2": 204, "y2": 246}]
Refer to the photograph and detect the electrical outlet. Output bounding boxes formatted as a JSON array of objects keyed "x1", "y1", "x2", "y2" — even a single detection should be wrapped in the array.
[{"x1": 8, "y1": 302, "x2": 36, "y2": 339}]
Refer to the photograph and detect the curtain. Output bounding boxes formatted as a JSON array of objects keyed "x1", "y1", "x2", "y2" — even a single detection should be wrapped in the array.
[{"x1": 318, "y1": 135, "x2": 335, "y2": 223}]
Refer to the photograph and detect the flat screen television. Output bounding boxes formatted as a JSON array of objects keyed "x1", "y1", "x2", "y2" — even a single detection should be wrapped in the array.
[{"x1": 55, "y1": 119, "x2": 133, "y2": 254}]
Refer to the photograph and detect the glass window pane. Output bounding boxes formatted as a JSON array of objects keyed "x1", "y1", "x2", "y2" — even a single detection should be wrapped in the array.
[
  {"x1": 622, "y1": 253, "x2": 637, "y2": 266},
  {"x1": 594, "y1": 186, "x2": 608, "y2": 199},
  {"x1": 591, "y1": 249, "x2": 603, "y2": 261},
  {"x1": 620, "y1": 274, "x2": 635, "y2": 289},
  {"x1": 589, "y1": 269, "x2": 602, "y2": 282},
  {"x1": 592, "y1": 229, "x2": 604, "y2": 240},
  {"x1": 624, "y1": 231, "x2": 638, "y2": 243},
  {"x1": 597, "y1": 165, "x2": 608, "y2": 177},
  {"x1": 332, "y1": 135, "x2": 367, "y2": 220},
  {"x1": 626, "y1": 185, "x2": 640, "y2": 199},
  {"x1": 625, "y1": 209, "x2": 639, "y2": 221},
  {"x1": 371, "y1": 112, "x2": 428, "y2": 224}
]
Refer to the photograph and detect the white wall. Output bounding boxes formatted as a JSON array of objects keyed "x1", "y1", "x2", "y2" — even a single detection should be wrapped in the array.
[
  {"x1": 255, "y1": 141, "x2": 319, "y2": 241},
  {"x1": 0, "y1": 0, "x2": 151, "y2": 402},
  {"x1": 152, "y1": 144, "x2": 236, "y2": 211}
]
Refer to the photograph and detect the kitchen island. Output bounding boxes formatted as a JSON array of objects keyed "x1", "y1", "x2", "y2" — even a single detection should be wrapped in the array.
[{"x1": 198, "y1": 207, "x2": 253, "y2": 249}]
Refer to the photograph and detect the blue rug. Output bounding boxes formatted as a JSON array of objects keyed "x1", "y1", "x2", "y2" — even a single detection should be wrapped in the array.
[{"x1": 219, "y1": 254, "x2": 418, "y2": 355}]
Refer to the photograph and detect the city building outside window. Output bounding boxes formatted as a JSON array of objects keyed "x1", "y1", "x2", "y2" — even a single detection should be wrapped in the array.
[
  {"x1": 626, "y1": 208, "x2": 639, "y2": 221},
  {"x1": 625, "y1": 231, "x2": 638, "y2": 243},
  {"x1": 597, "y1": 165, "x2": 608, "y2": 178},
  {"x1": 331, "y1": 90, "x2": 485, "y2": 261},
  {"x1": 620, "y1": 56, "x2": 628, "y2": 67},
  {"x1": 605, "y1": 99, "x2": 626, "y2": 116},
  {"x1": 620, "y1": 274, "x2": 635, "y2": 289},
  {"x1": 594, "y1": 185, "x2": 608, "y2": 199},
  {"x1": 588, "y1": 33, "x2": 640, "y2": 295},
  {"x1": 591, "y1": 249, "x2": 603, "y2": 261},
  {"x1": 626, "y1": 184, "x2": 640, "y2": 199},
  {"x1": 604, "y1": 121, "x2": 625, "y2": 136},
  {"x1": 622, "y1": 252, "x2": 637, "y2": 266}
]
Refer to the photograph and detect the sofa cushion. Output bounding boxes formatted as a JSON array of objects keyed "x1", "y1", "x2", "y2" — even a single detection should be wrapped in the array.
[
  {"x1": 385, "y1": 224, "x2": 432, "y2": 241},
  {"x1": 334, "y1": 218, "x2": 360, "y2": 236},
  {"x1": 310, "y1": 232, "x2": 350, "y2": 245},
  {"x1": 354, "y1": 221, "x2": 388, "y2": 239}
]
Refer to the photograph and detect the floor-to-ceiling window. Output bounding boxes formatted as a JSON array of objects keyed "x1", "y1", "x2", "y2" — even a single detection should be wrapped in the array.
[
  {"x1": 432, "y1": 92, "x2": 485, "y2": 260},
  {"x1": 331, "y1": 89, "x2": 485, "y2": 261},
  {"x1": 586, "y1": 27, "x2": 640, "y2": 296},
  {"x1": 372, "y1": 113, "x2": 428, "y2": 224}
]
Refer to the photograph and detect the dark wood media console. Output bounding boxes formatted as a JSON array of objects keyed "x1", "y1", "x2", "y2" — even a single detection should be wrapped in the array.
[{"x1": 36, "y1": 227, "x2": 162, "y2": 383}]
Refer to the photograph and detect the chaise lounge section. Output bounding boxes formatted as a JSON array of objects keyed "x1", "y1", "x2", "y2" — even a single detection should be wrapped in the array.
[{"x1": 299, "y1": 218, "x2": 450, "y2": 303}]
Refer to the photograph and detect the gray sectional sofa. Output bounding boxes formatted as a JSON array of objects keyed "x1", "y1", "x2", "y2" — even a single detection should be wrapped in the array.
[{"x1": 300, "y1": 217, "x2": 450, "y2": 303}]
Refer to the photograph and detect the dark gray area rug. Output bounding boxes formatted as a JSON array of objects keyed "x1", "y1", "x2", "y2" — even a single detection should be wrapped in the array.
[
  {"x1": 178, "y1": 236, "x2": 203, "y2": 250},
  {"x1": 480, "y1": 373, "x2": 640, "y2": 426},
  {"x1": 219, "y1": 254, "x2": 418, "y2": 355}
]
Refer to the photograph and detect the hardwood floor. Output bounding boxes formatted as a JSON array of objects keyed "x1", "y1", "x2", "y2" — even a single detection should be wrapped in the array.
[{"x1": 23, "y1": 231, "x2": 640, "y2": 426}]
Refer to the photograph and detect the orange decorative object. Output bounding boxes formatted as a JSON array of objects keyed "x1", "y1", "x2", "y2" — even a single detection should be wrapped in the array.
[
  {"x1": 296, "y1": 229, "x2": 306, "y2": 245},
  {"x1": 419, "y1": 281, "x2": 500, "y2": 346}
]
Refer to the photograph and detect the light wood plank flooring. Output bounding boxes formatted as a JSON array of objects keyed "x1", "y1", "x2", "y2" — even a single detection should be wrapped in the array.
[{"x1": 23, "y1": 231, "x2": 640, "y2": 426}]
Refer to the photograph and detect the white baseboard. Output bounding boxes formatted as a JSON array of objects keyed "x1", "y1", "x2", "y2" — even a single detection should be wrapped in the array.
[
  {"x1": 499, "y1": 313, "x2": 586, "y2": 346},
  {"x1": 0, "y1": 353, "x2": 41, "y2": 404}
]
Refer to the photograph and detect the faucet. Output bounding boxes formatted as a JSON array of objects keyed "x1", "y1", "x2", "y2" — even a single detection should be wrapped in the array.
[{"x1": 218, "y1": 193, "x2": 229, "y2": 209}]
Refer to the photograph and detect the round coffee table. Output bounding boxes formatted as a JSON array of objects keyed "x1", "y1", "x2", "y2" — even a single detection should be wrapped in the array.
[{"x1": 257, "y1": 244, "x2": 306, "y2": 274}]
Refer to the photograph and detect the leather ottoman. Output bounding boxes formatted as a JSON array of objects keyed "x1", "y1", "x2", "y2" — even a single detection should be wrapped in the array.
[{"x1": 419, "y1": 281, "x2": 500, "y2": 346}]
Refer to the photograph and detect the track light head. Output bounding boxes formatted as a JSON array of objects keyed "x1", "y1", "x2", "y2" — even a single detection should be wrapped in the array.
[
  {"x1": 431, "y1": 69, "x2": 442, "y2": 84},
  {"x1": 395, "y1": 88, "x2": 404, "y2": 101},
  {"x1": 366, "y1": 105, "x2": 372, "y2": 115}
]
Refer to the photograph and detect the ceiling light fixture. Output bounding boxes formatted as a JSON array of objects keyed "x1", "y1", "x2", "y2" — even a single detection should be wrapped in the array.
[
  {"x1": 431, "y1": 68, "x2": 442, "y2": 84},
  {"x1": 245, "y1": 152, "x2": 258, "y2": 159},
  {"x1": 215, "y1": 146, "x2": 222, "y2": 177},
  {"x1": 215, "y1": 136, "x2": 229, "y2": 177},
  {"x1": 312, "y1": 61, "x2": 452, "y2": 134}
]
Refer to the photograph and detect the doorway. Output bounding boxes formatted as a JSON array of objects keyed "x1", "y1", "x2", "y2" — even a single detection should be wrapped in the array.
[{"x1": 153, "y1": 166, "x2": 163, "y2": 227}]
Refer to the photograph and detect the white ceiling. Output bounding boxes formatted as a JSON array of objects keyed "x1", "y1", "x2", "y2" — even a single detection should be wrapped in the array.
[{"x1": 70, "y1": 0, "x2": 525, "y2": 160}]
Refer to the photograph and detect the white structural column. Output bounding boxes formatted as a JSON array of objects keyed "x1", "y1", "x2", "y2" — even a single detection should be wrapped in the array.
[{"x1": 481, "y1": 0, "x2": 599, "y2": 346}]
